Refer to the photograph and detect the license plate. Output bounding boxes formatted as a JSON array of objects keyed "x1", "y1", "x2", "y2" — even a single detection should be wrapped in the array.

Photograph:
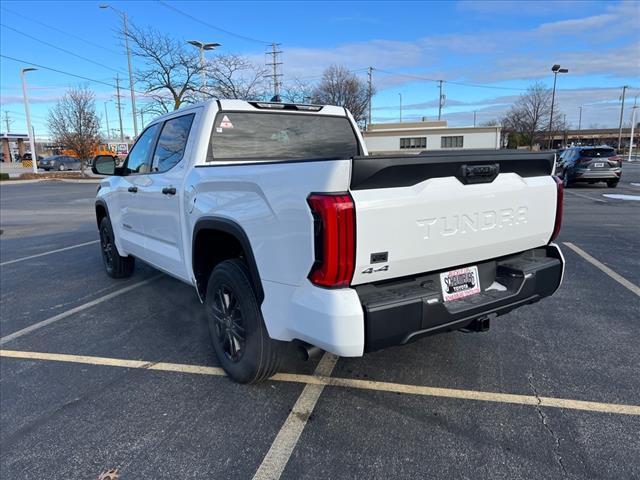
[
  {"x1": 440, "y1": 266, "x2": 481, "y2": 302},
  {"x1": 594, "y1": 162, "x2": 605, "y2": 167}
]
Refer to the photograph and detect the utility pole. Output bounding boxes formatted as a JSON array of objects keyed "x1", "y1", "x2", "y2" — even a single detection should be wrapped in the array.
[
  {"x1": 115, "y1": 74, "x2": 124, "y2": 142},
  {"x1": 266, "y1": 43, "x2": 283, "y2": 101},
  {"x1": 438, "y1": 80, "x2": 445, "y2": 121},
  {"x1": 617, "y1": 85, "x2": 628, "y2": 150},
  {"x1": 473, "y1": 111, "x2": 477, "y2": 127},
  {"x1": 3, "y1": 111, "x2": 11, "y2": 133},
  {"x1": 399, "y1": 93, "x2": 402, "y2": 123},
  {"x1": 367, "y1": 66, "x2": 373, "y2": 129},
  {"x1": 140, "y1": 108, "x2": 145, "y2": 129}
]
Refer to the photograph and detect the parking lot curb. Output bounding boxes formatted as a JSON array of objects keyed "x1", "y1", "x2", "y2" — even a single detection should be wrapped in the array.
[{"x1": 0, "y1": 178, "x2": 101, "y2": 185}]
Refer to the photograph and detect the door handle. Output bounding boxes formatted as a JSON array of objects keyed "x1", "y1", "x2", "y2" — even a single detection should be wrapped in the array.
[
  {"x1": 162, "y1": 187, "x2": 176, "y2": 196},
  {"x1": 128, "y1": 186, "x2": 138, "y2": 193}
]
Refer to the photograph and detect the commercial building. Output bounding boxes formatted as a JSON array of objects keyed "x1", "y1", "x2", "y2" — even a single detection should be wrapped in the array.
[{"x1": 362, "y1": 120, "x2": 501, "y2": 154}]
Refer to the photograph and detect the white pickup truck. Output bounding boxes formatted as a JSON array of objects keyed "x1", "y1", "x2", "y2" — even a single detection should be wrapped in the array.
[{"x1": 92, "y1": 99, "x2": 565, "y2": 383}]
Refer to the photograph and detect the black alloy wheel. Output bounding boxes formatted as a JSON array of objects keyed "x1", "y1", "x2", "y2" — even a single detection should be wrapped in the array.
[
  {"x1": 211, "y1": 284, "x2": 246, "y2": 362},
  {"x1": 100, "y1": 223, "x2": 115, "y2": 272}
]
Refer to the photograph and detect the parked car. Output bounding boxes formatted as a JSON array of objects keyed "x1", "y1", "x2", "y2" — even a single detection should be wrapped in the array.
[
  {"x1": 92, "y1": 99, "x2": 564, "y2": 383},
  {"x1": 38, "y1": 155, "x2": 82, "y2": 171},
  {"x1": 557, "y1": 146, "x2": 622, "y2": 188}
]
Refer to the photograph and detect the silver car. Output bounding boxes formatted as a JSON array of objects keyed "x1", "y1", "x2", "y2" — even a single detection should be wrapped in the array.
[{"x1": 38, "y1": 155, "x2": 82, "y2": 171}]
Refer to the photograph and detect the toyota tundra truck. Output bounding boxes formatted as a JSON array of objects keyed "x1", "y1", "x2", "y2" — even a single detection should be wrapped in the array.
[{"x1": 92, "y1": 99, "x2": 565, "y2": 383}]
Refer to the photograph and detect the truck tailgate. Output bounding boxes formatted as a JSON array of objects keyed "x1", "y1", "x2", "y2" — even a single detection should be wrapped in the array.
[{"x1": 349, "y1": 150, "x2": 557, "y2": 285}]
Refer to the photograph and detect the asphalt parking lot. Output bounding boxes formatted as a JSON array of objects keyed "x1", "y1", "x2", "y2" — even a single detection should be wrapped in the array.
[{"x1": 1, "y1": 167, "x2": 639, "y2": 480}]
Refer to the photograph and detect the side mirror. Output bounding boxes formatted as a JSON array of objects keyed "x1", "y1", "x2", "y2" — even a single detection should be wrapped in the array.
[{"x1": 92, "y1": 155, "x2": 116, "y2": 175}]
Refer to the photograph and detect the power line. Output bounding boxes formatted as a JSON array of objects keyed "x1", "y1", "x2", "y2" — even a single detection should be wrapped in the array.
[
  {"x1": 375, "y1": 68, "x2": 527, "y2": 92},
  {"x1": 157, "y1": 0, "x2": 273, "y2": 45},
  {"x1": 0, "y1": 23, "x2": 128, "y2": 75},
  {"x1": 0, "y1": 54, "x2": 149, "y2": 97},
  {"x1": 0, "y1": 6, "x2": 122, "y2": 56}
]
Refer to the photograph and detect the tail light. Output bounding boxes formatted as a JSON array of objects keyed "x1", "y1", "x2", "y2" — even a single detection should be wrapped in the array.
[
  {"x1": 549, "y1": 176, "x2": 564, "y2": 243},
  {"x1": 609, "y1": 155, "x2": 623, "y2": 166},
  {"x1": 307, "y1": 193, "x2": 355, "y2": 288}
]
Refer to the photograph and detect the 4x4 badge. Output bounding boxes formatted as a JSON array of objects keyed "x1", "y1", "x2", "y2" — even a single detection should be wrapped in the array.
[{"x1": 362, "y1": 265, "x2": 389, "y2": 274}]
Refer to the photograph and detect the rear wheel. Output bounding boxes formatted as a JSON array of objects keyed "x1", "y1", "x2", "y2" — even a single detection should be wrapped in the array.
[
  {"x1": 205, "y1": 259, "x2": 282, "y2": 383},
  {"x1": 99, "y1": 217, "x2": 135, "y2": 278},
  {"x1": 607, "y1": 179, "x2": 619, "y2": 188},
  {"x1": 58, "y1": 164, "x2": 65, "y2": 171}
]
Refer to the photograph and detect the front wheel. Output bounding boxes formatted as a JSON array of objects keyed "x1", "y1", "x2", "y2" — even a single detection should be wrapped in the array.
[
  {"x1": 205, "y1": 259, "x2": 282, "y2": 383},
  {"x1": 58, "y1": 164, "x2": 65, "y2": 171},
  {"x1": 99, "y1": 217, "x2": 135, "y2": 278}
]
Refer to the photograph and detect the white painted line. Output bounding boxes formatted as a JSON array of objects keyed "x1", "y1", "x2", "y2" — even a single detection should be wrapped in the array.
[
  {"x1": 563, "y1": 242, "x2": 640, "y2": 297},
  {"x1": 630, "y1": 183, "x2": 640, "y2": 187},
  {"x1": 0, "y1": 275, "x2": 161, "y2": 345},
  {"x1": 1, "y1": 349, "x2": 639, "y2": 416},
  {"x1": 564, "y1": 190, "x2": 607, "y2": 203},
  {"x1": 0, "y1": 240, "x2": 100, "y2": 266},
  {"x1": 602, "y1": 194, "x2": 640, "y2": 201},
  {"x1": 252, "y1": 353, "x2": 338, "y2": 480}
]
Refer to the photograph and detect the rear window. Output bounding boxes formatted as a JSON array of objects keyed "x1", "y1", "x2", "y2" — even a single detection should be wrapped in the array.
[
  {"x1": 208, "y1": 112, "x2": 359, "y2": 161},
  {"x1": 579, "y1": 148, "x2": 616, "y2": 158}
]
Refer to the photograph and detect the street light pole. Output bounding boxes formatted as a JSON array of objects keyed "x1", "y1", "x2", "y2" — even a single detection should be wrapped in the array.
[
  {"x1": 20, "y1": 67, "x2": 38, "y2": 174},
  {"x1": 617, "y1": 85, "x2": 628, "y2": 151},
  {"x1": 547, "y1": 64, "x2": 568, "y2": 149},
  {"x1": 578, "y1": 105, "x2": 582, "y2": 141},
  {"x1": 100, "y1": 4, "x2": 138, "y2": 137},
  {"x1": 399, "y1": 93, "x2": 402, "y2": 122},
  {"x1": 629, "y1": 94, "x2": 638, "y2": 162},
  {"x1": 104, "y1": 101, "x2": 111, "y2": 141},
  {"x1": 187, "y1": 40, "x2": 221, "y2": 100}
]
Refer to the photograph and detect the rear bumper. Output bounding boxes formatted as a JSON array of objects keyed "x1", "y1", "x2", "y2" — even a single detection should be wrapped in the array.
[
  {"x1": 572, "y1": 168, "x2": 621, "y2": 181},
  {"x1": 356, "y1": 245, "x2": 564, "y2": 352}
]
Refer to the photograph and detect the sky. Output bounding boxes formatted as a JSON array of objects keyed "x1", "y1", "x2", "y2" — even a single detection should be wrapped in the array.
[{"x1": 0, "y1": 0, "x2": 639, "y2": 140}]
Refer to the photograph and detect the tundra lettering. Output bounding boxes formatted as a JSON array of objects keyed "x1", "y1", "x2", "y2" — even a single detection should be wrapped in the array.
[{"x1": 417, "y1": 206, "x2": 528, "y2": 239}]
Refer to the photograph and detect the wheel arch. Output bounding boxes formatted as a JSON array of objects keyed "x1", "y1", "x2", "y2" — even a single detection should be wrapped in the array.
[
  {"x1": 192, "y1": 217, "x2": 264, "y2": 304},
  {"x1": 95, "y1": 200, "x2": 109, "y2": 229}
]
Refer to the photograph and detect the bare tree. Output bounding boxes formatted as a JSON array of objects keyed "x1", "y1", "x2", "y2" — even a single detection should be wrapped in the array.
[
  {"x1": 124, "y1": 24, "x2": 202, "y2": 113},
  {"x1": 281, "y1": 78, "x2": 314, "y2": 104},
  {"x1": 204, "y1": 54, "x2": 267, "y2": 100},
  {"x1": 502, "y1": 82, "x2": 564, "y2": 150},
  {"x1": 47, "y1": 86, "x2": 101, "y2": 176},
  {"x1": 311, "y1": 65, "x2": 370, "y2": 124}
]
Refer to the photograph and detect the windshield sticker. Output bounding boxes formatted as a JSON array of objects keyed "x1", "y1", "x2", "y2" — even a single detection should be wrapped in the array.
[{"x1": 219, "y1": 115, "x2": 234, "y2": 129}]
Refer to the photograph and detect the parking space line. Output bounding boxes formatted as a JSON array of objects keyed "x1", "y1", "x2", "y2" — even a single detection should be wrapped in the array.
[
  {"x1": 0, "y1": 240, "x2": 100, "y2": 266},
  {"x1": 2, "y1": 349, "x2": 639, "y2": 417},
  {"x1": 0, "y1": 275, "x2": 162, "y2": 345},
  {"x1": 252, "y1": 353, "x2": 338, "y2": 480},
  {"x1": 563, "y1": 242, "x2": 640, "y2": 297},
  {"x1": 564, "y1": 190, "x2": 608, "y2": 203}
]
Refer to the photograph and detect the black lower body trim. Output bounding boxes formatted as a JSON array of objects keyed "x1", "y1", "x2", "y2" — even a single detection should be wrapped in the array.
[{"x1": 356, "y1": 245, "x2": 563, "y2": 352}]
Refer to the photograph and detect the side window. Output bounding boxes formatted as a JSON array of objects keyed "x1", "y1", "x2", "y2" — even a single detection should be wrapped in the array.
[
  {"x1": 151, "y1": 114, "x2": 195, "y2": 173},
  {"x1": 124, "y1": 124, "x2": 160, "y2": 174}
]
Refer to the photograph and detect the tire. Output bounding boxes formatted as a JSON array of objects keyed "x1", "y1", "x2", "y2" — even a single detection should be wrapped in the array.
[
  {"x1": 99, "y1": 217, "x2": 135, "y2": 278},
  {"x1": 562, "y1": 172, "x2": 572, "y2": 188},
  {"x1": 205, "y1": 259, "x2": 282, "y2": 383},
  {"x1": 607, "y1": 180, "x2": 619, "y2": 188},
  {"x1": 58, "y1": 164, "x2": 65, "y2": 171}
]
